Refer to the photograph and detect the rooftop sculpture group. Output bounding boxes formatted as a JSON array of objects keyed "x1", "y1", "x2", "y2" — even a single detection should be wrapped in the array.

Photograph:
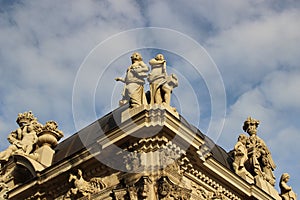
[
  {"x1": 115, "y1": 52, "x2": 178, "y2": 108},
  {"x1": 233, "y1": 117, "x2": 297, "y2": 199},
  {"x1": 0, "y1": 111, "x2": 63, "y2": 164}
]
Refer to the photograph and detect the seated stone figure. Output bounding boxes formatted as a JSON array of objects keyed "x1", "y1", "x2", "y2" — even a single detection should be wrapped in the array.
[
  {"x1": 280, "y1": 173, "x2": 297, "y2": 200},
  {"x1": 115, "y1": 52, "x2": 149, "y2": 108},
  {"x1": 0, "y1": 112, "x2": 39, "y2": 162}
]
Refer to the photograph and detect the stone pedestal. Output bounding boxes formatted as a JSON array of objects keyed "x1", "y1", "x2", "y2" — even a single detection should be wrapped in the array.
[{"x1": 36, "y1": 145, "x2": 55, "y2": 167}]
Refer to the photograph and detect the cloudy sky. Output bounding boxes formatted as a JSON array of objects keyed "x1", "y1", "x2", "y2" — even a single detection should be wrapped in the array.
[{"x1": 0, "y1": 0, "x2": 299, "y2": 192}]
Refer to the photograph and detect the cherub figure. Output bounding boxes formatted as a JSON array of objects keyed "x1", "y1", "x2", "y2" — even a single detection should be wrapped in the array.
[
  {"x1": 0, "y1": 114, "x2": 38, "y2": 161},
  {"x1": 115, "y1": 52, "x2": 149, "y2": 107},
  {"x1": 233, "y1": 134, "x2": 250, "y2": 176},
  {"x1": 280, "y1": 173, "x2": 297, "y2": 200}
]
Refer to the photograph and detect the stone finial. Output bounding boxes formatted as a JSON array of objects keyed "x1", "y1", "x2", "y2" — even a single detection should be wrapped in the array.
[
  {"x1": 280, "y1": 173, "x2": 297, "y2": 200},
  {"x1": 115, "y1": 52, "x2": 149, "y2": 108}
]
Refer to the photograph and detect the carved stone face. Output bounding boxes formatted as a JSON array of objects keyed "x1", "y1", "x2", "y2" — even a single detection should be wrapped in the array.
[
  {"x1": 246, "y1": 122, "x2": 257, "y2": 136},
  {"x1": 158, "y1": 181, "x2": 170, "y2": 197},
  {"x1": 155, "y1": 54, "x2": 164, "y2": 61},
  {"x1": 131, "y1": 52, "x2": 142, "y2": 62}
]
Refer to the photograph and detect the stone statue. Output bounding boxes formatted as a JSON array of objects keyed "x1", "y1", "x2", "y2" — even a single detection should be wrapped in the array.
[
  {"x1": 280, "y1": 173, "x2": 297, "y2": 200},
  {"x1": 232, "y1": 134, "x2": 250, "y2": 176},
  {"x1": 115, "y1": 52, "x2": 149, "y2": 108},
  {"x1": 148, "y1": 54, "x2": 178, "y2": 105},
  {"x1": 0, "y1": 111, "x2": 40, "y2": 162},
  {"x1": 65, "y1": 169, "x2": 106, "y2": 199},
  {"x1": 243, "y1": 117, "x2": 276, "y2": 186}
]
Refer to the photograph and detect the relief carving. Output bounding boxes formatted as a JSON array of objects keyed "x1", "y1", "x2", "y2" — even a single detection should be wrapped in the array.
[
  {"x1": 0, "y1": 111, "x2": 40, "y2": 162},
  {"x1": 64, "y1": 169, "x2": 106, "y2": 200},
  {"x1": 157, "y1": 176, "x2": 191, "y2": 200}
]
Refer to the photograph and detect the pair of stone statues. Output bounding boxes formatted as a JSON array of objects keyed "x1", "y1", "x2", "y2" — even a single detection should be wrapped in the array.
[{"x1": 115, "y1": 52, "x2": 178, "y2": 108}]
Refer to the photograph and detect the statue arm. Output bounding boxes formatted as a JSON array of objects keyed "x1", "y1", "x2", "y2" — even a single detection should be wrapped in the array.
[
  {"x1": 149, "y1": 58, "x2": 165, "y2": 66},
  {"x1": 115, "y1": 77, "x2": 125, "y2": 83},
  {"x1": 280, "y1": 182, "x2": 292, "y2": 191}
]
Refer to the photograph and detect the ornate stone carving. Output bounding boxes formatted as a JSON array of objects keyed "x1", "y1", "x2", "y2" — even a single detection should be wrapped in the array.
[
  {"x1": 134, "y1": 176, "x2": 152, "y2": 199},
  {"x1": 124, "y1": 151, "x2": 141, "y2": 171},
  {"x1": 0, "y1": 111, "x2": 41, "y2": 162},
  {"x1": 232, "y1": 117, "x2": 276, "y2": 186},
  {"x1": 115, "y1": 52, "x2": 149, "y2": 108},
  {"x1": 148, "y1": 54, "x2": 178, "y2": 106},
  {"x1": 0, "y1": 111, "x2": 64, "y2": 168},
  {"x1": 64, "y1": 169, "x2": 106, "y2": 199},
  {"x1": 157, "y1": 176, "x2": 191, "y2": 200},
  {"x1": 279, "y1": 173, "x2": 297, "y2": 200},
  {"x1": 0, "y1": 181, "x2": 8, "y2": 200}
]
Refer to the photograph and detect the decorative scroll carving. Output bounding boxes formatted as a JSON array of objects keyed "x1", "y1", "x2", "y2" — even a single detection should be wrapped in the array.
[
  {"x1": 115, "y1": 52, "x2": 149, "y2": 108},
  {"x1": 64, "y1": 169, "x2": 106, "y2": 200},
  {"x1": 148, "y1": 54, "x2": 178, "y2": 106},
  {"x1": 279, "y1": 173, "x2": 297, "y2": 200},
  {"x1": 0, "y1": 180, "x2": 8, "y2": 200}
]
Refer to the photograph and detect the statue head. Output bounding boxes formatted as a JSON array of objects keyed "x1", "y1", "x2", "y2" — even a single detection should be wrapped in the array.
[
  {"x1": 238, "y1": 134, "x2": 248, "y2": 144},
  {"x1": 16, "y1": 111, "x2": 37, "y2": 127},
  {"x1": 280, "y1": 173, "x2": 290, "y2": 183},
  {"x1": 131, "y1": 52, "x2": 143, "y2": 63},
  {"x1": 242, "y1": 117, "x2": 260, "y2": 136},
  {"x1": 155, "y1": 53, "x2": 164, "y2": 61}
]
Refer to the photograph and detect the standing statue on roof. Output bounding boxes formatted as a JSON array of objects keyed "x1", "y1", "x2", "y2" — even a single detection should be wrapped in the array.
[
  {"x1": 115, "y1": 52, "x2": 149, "y2": 108},
  {"x1": 148, "y1": 54, "x2": 178, "y2": 106},
  {"x1": 243, "y1": 117, "x2": 276, "y2": 186}
]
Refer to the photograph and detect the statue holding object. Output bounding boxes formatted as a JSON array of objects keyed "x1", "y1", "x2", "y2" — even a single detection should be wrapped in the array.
[
  {"x1": 243, "y1": 117, "x2": 276, "y2": 186},
  {"x1": 115, "y1": 53, "x2": 178, "y2": 108},
  {"x1": 148, "y1": 54, "x2": 178, "y2": 105}
]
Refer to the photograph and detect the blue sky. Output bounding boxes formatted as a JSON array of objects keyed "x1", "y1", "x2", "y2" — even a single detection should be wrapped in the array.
[{"x1": 0, "y1": 0, "x2": 299, "y2": 192}]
